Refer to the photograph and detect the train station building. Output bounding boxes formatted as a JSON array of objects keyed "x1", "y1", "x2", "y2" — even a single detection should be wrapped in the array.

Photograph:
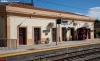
[{"x1": 0, "y1": 3, "x2": 95, "y2": 46}]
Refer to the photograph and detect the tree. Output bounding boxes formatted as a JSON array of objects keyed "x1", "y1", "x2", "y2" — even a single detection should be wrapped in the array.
[
  {"x1": 94, "y1": 19, "x2": 100, "y2": 38},
  {"x1": 94, "y1": 19, "x2": 100, "y2": 24}
]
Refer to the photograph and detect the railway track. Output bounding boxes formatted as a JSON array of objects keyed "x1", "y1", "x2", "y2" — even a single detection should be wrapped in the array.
[{"x1": 0, "y1": 43, "x2": 100, "y2": 61}]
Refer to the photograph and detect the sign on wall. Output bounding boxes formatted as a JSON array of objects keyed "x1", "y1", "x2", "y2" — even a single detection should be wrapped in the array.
[
  {"x1": 61, "y1": 21, "x2": 68, "y2": 25},
  {"x1": 43, "y1": 30, "x2": 50, "y2": 33}
]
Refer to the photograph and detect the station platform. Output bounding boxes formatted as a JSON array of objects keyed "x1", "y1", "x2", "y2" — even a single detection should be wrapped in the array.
[{"x1": 0, "y1": 39, "x2": 100, "y2": 59}]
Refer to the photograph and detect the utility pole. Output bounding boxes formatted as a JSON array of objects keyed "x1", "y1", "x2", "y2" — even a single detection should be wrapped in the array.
[
  {"x1": 56, "y1": 19, "x2": 61, "y2": 45},
  {"x1": 56, "y1": 21, "x2": 58, "y2": 45},
  {"x1": 31, "y1": 0, "x2": 34, "y2": 6}
]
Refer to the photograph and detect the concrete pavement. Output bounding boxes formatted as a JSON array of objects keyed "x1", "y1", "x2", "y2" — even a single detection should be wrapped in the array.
[{"x1": 0, "y1": 39, "x2": 100, "y2": 55}]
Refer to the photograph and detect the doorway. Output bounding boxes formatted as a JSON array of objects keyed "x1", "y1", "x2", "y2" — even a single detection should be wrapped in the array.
[
  {"x1": 77, "y1": 27, "x2": 88, "y2": 40},
  {"x1": 94, "y1": 30, "x2": 96, "y2": 38},
  {"x1": 62, "y1": 28, "x2": 67, "y2": 41},
  {"x1": 52, "y1": 28, "x2": 56, "y2": 42},
  {"x1": 77, "y1": 28, "x2": 83, "y2": 40},
  {"x1": 87, "y1": 29, "x2": 91, "y2": 39},
  {"x1": 70, "y1": 28, "x2": 74, "y2": 40},
  {"x1": 34, "y1": 28, "x2": 41, "y2": 44},
  {"x1": 19, "y1": 28, "x2": 27, "y2": 45}
]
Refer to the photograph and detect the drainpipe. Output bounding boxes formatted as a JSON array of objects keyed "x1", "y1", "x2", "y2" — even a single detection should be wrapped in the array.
[{"x1": 56, "y1": 22, "x2": 58, "y2": 45}]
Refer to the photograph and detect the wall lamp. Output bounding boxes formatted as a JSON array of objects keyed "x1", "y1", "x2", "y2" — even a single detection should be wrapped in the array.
[
  {"x1": 67, "y1": 27, "x2": 71, "y2": 30},
  {"x1": 91, "y1": 23, "x2": 94, "y2": 26},
  {"x1": 73, "y1": 22, "x2": 78, "y2": 26}
]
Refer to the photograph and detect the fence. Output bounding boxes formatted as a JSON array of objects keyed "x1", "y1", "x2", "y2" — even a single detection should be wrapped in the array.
[{"x1": 0, "y1": 38, "x2": 17, "y2": 49}]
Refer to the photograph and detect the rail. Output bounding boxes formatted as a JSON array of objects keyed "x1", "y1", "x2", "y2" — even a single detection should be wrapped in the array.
[
  {"x1": 0, "y1": 38, "x2": 17, "y2": 49},
  {"x1": 0, "y1": 42, "x2": 100, "y2": 61}
]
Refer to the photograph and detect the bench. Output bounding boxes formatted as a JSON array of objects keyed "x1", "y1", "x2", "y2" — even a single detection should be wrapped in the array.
[
  {"x1": 38, "y1": 40, "x2": 49, "y2": 44},
  {"x1": 37, "y1": 38, "x2": 50, "y2": 44}
]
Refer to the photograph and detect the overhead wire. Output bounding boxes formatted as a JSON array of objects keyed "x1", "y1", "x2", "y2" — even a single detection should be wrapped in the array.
[{"x1": 36, "y1": 0, "x2": 88, "y2": 11}]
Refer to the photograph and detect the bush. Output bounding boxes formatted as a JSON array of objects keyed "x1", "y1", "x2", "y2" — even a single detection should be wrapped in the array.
[
  {"x1": 97, "y1": 31, "x2": 100, "y2": 36},
  {"x1": 94, "y1": 32, "x2": 98, "y2": 35},
  {"x1": 94, "y1": 31, "x2": 100, "y2": 38}
]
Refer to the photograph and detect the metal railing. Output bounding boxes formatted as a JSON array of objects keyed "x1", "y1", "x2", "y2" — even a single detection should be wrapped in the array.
[{"x1": 0, "y1": 38, "x2": 17, "y2": 49}]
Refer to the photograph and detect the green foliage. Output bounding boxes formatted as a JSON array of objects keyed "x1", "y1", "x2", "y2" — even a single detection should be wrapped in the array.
[
  {"x1": 94, "y1": 19, "x2": 100, "y2": 37},
  {"x1": 95, "y1": 31, "x2": 100, "y2": 38},
  {"x1": 94, "y1": 19, "x2": 100, "y2": 24},
  {"x1": 94, "y1": 31, "x2": 98, "y2": 34},
  {"x1": 97, "y1": 31, "x2": 100, "y2": 36}
]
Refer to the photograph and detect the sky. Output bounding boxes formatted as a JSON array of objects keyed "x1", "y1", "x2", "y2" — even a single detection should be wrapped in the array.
[{"x1": 1, "y1": 0, "x2": 100, "y2": 19}]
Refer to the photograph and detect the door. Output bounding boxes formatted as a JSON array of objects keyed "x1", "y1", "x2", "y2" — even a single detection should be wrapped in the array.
[
  {"x1": 94, "y1": 30, "x2": 96, "y2": 38},
  {"x1": 70, "y1": 28, "x2": 74, "y2": 40},
  {"x1": 34, "y1": 28, "x2": 41, "y2": 44},
  {"x1": 87, "y1": 29, "x2": 91, "y2": 39},
  {"x1": 62, "y1": 28, "x2": 67, "y2": 41},
  {"x1": 77, "y1": 28, "x2": 88, "y2": 40},
  {"x1": 52, "y1": 28, "x2": 56, "y2": 42},
  {"x1": 19, "y1": 28, "x2": 26, "y2": 45},
  {"x1": 0, "y1": 40, "x2": 7, "y2": 47},
  {"x1": 77, "y1": 28, "x2": 83, "y2": 40},
  {"x1": 83, "y1": 29, "x2": 87, "y2": 40}
]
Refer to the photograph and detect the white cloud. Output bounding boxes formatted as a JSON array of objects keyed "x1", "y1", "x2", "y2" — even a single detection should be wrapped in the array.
[
  {"x1": 86, "y1": 7, "x2": 100, "y2": 19},
  {"x1": 75, "y1": 12, "x2": 84, "y2": 15},
  {"x1": 1, "y1": 0, "x2": 19, "y2": 2},
  {"x1": 1, "y1": 0, "x2": 9, "y2": 2}
]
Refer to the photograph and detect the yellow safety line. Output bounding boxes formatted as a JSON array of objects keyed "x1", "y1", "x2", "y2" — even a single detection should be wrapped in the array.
[
  {"x1": 67, "y1": 42, "x2": 100, "y2": 48},
  {"x1": 0, "y1": 42, "x2": 100, "y2": 58}
]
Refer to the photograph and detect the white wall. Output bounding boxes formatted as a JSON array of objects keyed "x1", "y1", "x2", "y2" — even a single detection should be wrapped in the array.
[
  {"x1": 10, "y1": 16, "x2": 56, "y2": 42},
  {"x1": 10, "y1": 16, "x2": 94, "y2": 42},
  {"x1": 61, "y1": 20, "x2": 94, "y2": 36},
  {"x1": 0, "y1": 16, "x2": 5, "y2": 38}
]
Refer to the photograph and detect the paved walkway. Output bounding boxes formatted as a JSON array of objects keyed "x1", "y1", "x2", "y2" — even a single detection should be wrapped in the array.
[{"x1": 0, "y1": 39, "x2": 100, "y2": 55}]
